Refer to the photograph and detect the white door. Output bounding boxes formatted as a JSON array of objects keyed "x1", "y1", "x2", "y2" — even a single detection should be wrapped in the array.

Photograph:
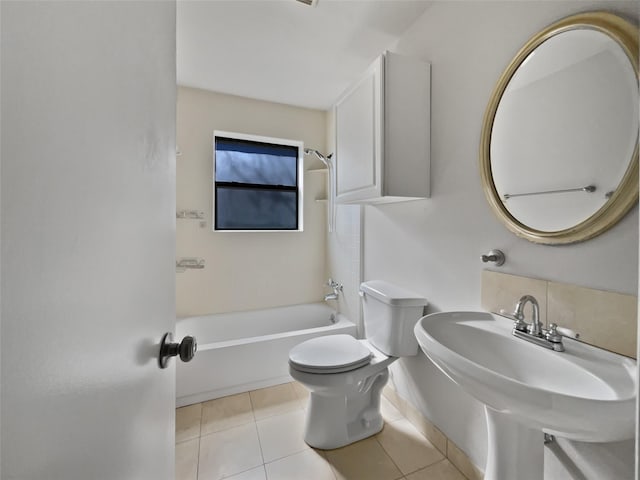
[{"x1": 1, "y1": 2, "x2": 177, "y2": 479}]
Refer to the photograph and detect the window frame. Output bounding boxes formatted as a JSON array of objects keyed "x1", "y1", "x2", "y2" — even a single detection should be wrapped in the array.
[{"x1": 213, "y1": 130, "x2": 304, "y2": 232}]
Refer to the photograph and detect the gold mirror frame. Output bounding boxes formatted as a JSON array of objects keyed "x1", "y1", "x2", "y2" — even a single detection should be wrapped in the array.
[{"x1": 480, "y1": 11, "x2": 639, "y2": 245}]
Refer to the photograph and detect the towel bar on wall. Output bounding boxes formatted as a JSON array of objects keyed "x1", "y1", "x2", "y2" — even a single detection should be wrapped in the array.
[{"x1": 503, "y1": 185, "x2": 596, "y2": 201}]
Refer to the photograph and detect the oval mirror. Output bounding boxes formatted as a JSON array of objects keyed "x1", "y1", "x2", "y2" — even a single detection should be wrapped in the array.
[{"x1": 480, "y1": 12, "x2": 639, "y2": 244}]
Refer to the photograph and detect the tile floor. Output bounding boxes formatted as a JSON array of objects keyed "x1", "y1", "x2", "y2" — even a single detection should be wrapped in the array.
[{"x1": 176, "y1": 382, "x2": 467, "y2": 480}]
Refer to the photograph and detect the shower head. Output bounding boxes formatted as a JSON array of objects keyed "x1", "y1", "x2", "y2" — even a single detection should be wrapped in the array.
[{"x1": 304, "y1": 147, "x2": 335, "y2": 233}]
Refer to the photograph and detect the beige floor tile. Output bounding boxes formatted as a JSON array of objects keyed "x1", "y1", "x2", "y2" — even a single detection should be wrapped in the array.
[
  {"x1": 176, "y1": 438, "x2": 199, "y2": 480},
  {"x1": 381, "y1": 396, "x2": 403, "y2": 423},
  {"x1": 324, "y1": 437, "x2": 402, "y2": 480},
  {"x1": 291, "y1": 381, "x2": 310, "y2": 409},
  {"x1": 226, "y1": 466, "x2": 267, "y2": 480},
  {"x1": 201, "y1": 392, "x2": 254, "y2": 435},
  {"x1": 250, "y1": 383, "x2": 301, "y2": 420},
  {"x1": 405, "y1": 460, "x2": 466, "y2": 480},
  {"x1": 198, "y1": 423, "x2": 263, "y2": 480},
  {"x1": 176, "y1": 403, "x2": 202, "y2": 443},
  {"x1": 265, "y1": 449, "x2": 336, "y2": 480},
  {"x1": 376, "y1": 418, "x2": 444, "y2": 475},
  {"x1": 256, "y1": 409, "x2": 309, "y2": 462}
]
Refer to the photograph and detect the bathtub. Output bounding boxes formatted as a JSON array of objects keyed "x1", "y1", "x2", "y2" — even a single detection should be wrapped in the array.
[{"x1": 175, "y1": 302, "x2": 356, "y2": 407}]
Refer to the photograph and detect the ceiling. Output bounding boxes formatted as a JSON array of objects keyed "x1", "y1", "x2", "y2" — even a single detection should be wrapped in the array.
[{"x1": 177, "y1": 0, "x2": 432, "y2": 110}]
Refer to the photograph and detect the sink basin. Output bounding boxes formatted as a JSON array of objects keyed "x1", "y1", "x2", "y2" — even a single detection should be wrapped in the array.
[{"x1": 414, "y1": 311, "x2": 636, "y2": 480}]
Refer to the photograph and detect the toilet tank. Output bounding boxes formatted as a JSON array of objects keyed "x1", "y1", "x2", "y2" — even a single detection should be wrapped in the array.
[{"x1": 360, "y1": 280, "x2": 428, "y2": 356}]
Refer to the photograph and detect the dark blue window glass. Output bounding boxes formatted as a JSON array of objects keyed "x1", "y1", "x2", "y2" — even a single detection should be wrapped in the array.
[
  {"x1": 216, "y1": 189, "x2": 297, "y2": 230},
  {"x1": 214, "y1": 136, "x2": 300, "y2": 230}
]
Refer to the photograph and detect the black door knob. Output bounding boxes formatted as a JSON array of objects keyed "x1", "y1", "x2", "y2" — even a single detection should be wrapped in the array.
[
  {"x1": 159, "y1": 332, "x2": 197, "y2": 369},
  {"x1": 178, "y1": 335, "x2": 197, "y2": 362}
]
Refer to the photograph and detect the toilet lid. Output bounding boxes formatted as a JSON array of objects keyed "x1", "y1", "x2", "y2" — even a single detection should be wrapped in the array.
[{"x1": 289, "y1": 334, "x2": 372, "y2": 374}]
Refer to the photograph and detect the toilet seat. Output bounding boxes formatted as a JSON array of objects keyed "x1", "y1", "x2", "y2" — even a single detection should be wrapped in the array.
[{"x1": 289, "y1": 334, "x2": 373, "y2": 374}]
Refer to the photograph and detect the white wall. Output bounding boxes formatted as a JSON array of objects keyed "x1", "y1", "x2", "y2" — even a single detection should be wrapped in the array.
[
  {"x1": 328, "y1": 1, "x2": 638, "y2": 478},
  {"x1": 176, "y1": 87, "x2": 328, "y2": 316}
]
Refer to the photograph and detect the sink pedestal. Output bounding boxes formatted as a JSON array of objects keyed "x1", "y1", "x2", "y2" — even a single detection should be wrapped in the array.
[{"x1": 485, "y1": 407, "x2": 543, "y2": 480}]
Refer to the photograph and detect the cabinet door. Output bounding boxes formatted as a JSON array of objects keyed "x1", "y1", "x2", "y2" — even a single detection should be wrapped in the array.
[{"x1": 335, "y1": 55, "x2": 383, "y2": 203}]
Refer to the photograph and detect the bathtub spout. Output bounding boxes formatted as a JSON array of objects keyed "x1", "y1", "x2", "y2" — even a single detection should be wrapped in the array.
[{"x1": 324, "y1": 278, "x2": 343, "y2": 302}]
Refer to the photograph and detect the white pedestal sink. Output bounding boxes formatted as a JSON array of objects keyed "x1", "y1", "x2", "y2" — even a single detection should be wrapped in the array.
[{"x1": 414, "y1": 311, "x2": 636, "y2": 480}]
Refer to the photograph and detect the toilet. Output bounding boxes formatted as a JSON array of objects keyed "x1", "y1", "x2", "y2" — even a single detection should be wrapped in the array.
[{"x1": 288, "y1": 280, "x2": 428, "y2": 449}]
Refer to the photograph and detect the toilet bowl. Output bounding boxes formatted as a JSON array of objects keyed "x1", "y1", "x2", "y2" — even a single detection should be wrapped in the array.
[
  {"x1": 288, "y1": 280, "x2": 427, "y2": 449},
  {"x1": 289, "y1": 335, "x2": 396, "y2": 449}
]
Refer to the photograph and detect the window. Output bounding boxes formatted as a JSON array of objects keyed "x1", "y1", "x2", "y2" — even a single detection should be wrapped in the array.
[{"x1": 213, "y1": 131, "x2": 303, "y2": 231}]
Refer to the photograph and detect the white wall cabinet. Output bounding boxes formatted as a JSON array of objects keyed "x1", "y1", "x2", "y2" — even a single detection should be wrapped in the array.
[{"x1": 334, "y1": 51, "x2": 431, "y2": 204}]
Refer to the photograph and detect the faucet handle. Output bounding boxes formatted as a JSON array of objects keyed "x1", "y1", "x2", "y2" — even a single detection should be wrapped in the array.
[
  {"x1": 498, "y1": 309, "x2": 528, "y2": 332},
  {"x1": 545, "y1": 324, "x2": 563, "y2": 343},
  {"x1": 545, "y1": 323, "x2": 566, "y2": 351},
  {"x1": 513, "y1": 315, "x2": 528, "y2": 332},
  {"x1": 556, "y1": 326, "x2": 580, "y2": 339}
]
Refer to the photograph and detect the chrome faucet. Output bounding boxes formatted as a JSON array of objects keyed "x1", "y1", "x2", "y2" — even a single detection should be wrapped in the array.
[
  {"x1": 510, "y1": 295, "x2": 565, "y2": 352},
  {"x1": 513, "y1": 295, "x2": 543, "y2": 336},
  {"x1": 324, "y1": 278, "x2": 343, "y2": 301}
]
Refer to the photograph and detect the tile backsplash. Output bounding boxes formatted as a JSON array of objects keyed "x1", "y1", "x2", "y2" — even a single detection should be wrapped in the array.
[{"x1": 481, "y1": 270, "x2": 637, "y2": 358}]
